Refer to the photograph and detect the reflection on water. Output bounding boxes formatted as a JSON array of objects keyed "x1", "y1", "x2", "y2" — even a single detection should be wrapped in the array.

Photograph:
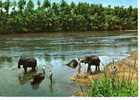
[
  {"x1": 18, "y1": 68, "x2": 52, "y2": 90},
  {"x1": 31, "y1": 74, "x2": 45, "y2": 90},
  {"x1": 0, "y1": 31, "x2": 137, "y2": 96},
  {"x1": 0, "y1": 56, "x2": 12, "y2": 63},
  {"x1": 18, "y1": 70, "x2": 35, "y2": 85}
]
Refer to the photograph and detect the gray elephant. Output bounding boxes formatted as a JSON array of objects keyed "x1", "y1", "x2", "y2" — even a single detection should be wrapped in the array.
[
  {"x1": 66, "y1": 55, "x2": 101, "y2": 74},
  {"x1": 18, "y1": 57, "x2": 37, "y2": 73},
  {"x1": 80, "y1": 55, "x2": 101, "y2": 74}
]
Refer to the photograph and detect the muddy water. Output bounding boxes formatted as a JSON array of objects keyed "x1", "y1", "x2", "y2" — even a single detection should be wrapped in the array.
[{"x1": 0, "y1": 31, "x2": 137, "y2": 96}]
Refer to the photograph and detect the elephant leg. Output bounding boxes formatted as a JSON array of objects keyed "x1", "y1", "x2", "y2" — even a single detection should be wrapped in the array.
[
  {"x1": 87, "y1": 64, "x2": 92, "y2": 74},
  {"x1": 98, "y1": 66, "x2": 101, "y2": 72},
  {"x1": 24, "y1": 67, "x2": 27, "y2": 73},
  {"x1": 95, "y1": 66, "x2": 98, "y2": 72},
  {"x1": 32, "y1": 67, "x2": 36, "y2": 71}
]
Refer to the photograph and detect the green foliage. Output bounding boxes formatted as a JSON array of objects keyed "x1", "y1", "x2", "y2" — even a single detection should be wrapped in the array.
[
  {"x1": 0, "y1": 0, "x2": 138, "y2": 34},
  {"x1": 3, "y1": 0, "x2": 10, "y2": 14},
  {"x1": 26, "y1": 0, "x2": 34, "y2": 13},
  {"x1": 37, "y1": 0, "x2": 41, "y2": 8},
  {"x1": 17, "y1": 0, "x2": 26, "y2": 13},
  {"x1": 42, "y1": 0, "x2": 51, "y2": 9},
  {"x1": 88, "y1": 78, "x2": 138, "y2": 96}
]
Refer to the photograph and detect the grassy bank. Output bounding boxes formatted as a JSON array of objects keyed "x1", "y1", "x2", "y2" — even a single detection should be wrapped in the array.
[{"x1": 71, "y1": 51, "x2": 138, "y2": 96}]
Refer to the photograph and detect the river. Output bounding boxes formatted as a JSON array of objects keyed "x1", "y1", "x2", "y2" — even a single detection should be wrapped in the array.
[{"x1": 0, "y1": 31, "x2": 137, "y2": 96}]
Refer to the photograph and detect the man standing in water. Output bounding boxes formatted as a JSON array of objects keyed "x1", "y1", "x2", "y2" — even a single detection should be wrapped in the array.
[
  {"x1": 47, "y1": 68, "x2": 53, "y2": 93},
  {"x1": 48, "y1": 69, "x2": 53, "y2": 84},
  {"x1": 76, "y1": 58, "x2": 82, "y2": 74}
]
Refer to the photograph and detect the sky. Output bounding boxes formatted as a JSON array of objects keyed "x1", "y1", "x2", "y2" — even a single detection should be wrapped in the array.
[
  {"x1": 2, "y1": 0, "x2": 137, "y2": 8},
  {"x1": 34, "y1": 0, "x2": 138, "y2": 8}
]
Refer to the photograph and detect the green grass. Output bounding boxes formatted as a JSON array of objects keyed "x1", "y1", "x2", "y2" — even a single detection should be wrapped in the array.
[{"x1": 88, "y1": 77, "x2": 138, "y2": 97}]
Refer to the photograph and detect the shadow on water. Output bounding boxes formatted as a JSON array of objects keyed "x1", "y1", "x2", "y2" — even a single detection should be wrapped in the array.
[{"x1": 18, "y1": 70, "x2": 36, "y2": 85}]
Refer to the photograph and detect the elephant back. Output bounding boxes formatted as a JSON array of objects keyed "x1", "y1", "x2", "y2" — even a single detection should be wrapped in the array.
[
  {"x1": 19, "y1": 56, "x2": 37, "y2": 66},
  {"x1": 81, "y1": 55, "x2": 100, "y2": 65},
  {"x1": 88, "y1": 55, "x2": 100, "y2": 65}
]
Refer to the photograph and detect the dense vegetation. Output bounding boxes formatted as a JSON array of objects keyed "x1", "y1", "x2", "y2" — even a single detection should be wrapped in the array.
[
  {"x1": 0, "y1": 0, "x2": 138, "y2": 34},
  {"x1": 88, "y1": 59, "x2": 138, "y2": 97},
  {"x1": 88, "y1": 78, "x2": 138, "y2": 96}
]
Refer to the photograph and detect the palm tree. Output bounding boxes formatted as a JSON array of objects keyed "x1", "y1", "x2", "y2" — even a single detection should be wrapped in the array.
[
  {"x1": 0, "y1": 0, "x2": 3, "y2": 15},
  {"x1": 42, "y1": 0, "x2": 51, "y2": 10},
  {"x1": 26, "y1": 0, "x2": 34, "y2": 14},
  {"x1": 3, "y1": 0, "x2": 10, "y2": 14},
  {"x1": 17, "y1": 0, "x2": 26, "y2": 14}
]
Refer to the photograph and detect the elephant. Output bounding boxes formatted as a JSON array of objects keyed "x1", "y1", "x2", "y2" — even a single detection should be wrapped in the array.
[
  {"x1": 66, "y1": 55, "x2": 101, "y2": 74},
  {"x1": 80, "y1": 55, "x2": 101, "y2": 74},
  {"x1": 18, "y1": 57, "x2": 37, "y2": 73},
  {"x1": 66, "y1": 59, "x2": 79, "y2": 69},
  {"x1": 31, "y1": 67, "x2": 45, "y2": 85},
  {"x1": 18, "y1": 66, "x2": 45, "y2": 90},
  {"x1": 31, "y1": 73, "x2": 45, "y2": 90},
  {"x1": 66, "y1": 58, "x2": 82, "y2": 74}
]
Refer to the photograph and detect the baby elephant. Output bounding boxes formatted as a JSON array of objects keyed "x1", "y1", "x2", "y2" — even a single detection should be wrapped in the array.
[{"x1": 18, "y1": 57, "x2": 37, "y2": 73}]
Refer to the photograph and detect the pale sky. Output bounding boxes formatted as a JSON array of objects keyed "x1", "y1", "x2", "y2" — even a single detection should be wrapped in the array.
[
  {"x1": 35, "y1": 0, "x2": 138, "y2": 7},
  {"x1": 2, "y1": 0, "x2": 138, "y2": 7}
]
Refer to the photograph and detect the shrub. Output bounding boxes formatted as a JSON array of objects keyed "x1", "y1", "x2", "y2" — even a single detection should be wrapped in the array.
[{"x1": 88, "y1": 77, "x2": 138, "y2": 96}]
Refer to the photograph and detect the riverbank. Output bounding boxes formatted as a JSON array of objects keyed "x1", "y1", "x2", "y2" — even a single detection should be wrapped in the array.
[
  {"x1": 0, "y1": 30, "x2": 137, "y2": 35},
  {"x1": 71, "y1": 51, "x2": 138, "y2": 96},
  {"x1": 105, "y1": 51, "x2": 138, "y2": 80}
]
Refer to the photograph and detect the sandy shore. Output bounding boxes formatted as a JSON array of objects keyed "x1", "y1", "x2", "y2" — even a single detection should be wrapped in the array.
[{"x1": 105, "y1": 51, "x2": 138, "y2": 80}]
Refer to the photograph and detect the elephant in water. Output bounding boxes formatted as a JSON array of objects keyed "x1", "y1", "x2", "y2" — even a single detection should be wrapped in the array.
[
  {"x1": 66, "y1": 59, "x2": 79, "y2": 69},
  {"x1": 31, "y1": 73, "x2": 45, "y2": 90},
  {"x1": 18, "y1": 56, "x2": 37, "y2": 73},
  {"x1": 66, "y1": 55, "x2": 101, "y2": 74}
]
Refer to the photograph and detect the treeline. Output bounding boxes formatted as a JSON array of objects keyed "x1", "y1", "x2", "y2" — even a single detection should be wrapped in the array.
[{"x1": 0, "y1": 0, "x2": 138, "y2": 34}]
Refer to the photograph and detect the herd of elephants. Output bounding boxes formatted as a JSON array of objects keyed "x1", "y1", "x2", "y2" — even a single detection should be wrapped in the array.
[{"x1": 17, "y1": 55, "x2": 101, "y2": 88}]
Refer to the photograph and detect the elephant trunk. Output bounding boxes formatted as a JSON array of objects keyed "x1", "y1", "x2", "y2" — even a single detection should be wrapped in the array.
[
  {"x1": 18, "y1": 64, "x2": 21, "y2": 69},
  {"x1": 18, "y1": 60, "x2": 21, "y2": 69}
]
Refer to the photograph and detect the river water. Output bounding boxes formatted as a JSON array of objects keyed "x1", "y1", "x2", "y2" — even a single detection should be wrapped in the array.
[{"x1": 0, "y1": 31, "x2": 137, "y2": 96}]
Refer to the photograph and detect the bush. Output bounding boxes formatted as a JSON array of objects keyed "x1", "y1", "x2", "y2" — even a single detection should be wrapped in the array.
[{"x1": 88, "y1": 78, "x2": 138, "y2": 96}]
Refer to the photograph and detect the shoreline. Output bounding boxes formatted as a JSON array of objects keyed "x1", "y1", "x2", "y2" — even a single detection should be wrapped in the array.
[
  {"x1": 72, "y1": 50, "x2": 138, "y2": 96},
  {"x1": 0, "y1": 30, "x2": 137, "y2": 35},
  {"x1": 71, "y1": 50, "x2": 138, "y2": 86}
]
